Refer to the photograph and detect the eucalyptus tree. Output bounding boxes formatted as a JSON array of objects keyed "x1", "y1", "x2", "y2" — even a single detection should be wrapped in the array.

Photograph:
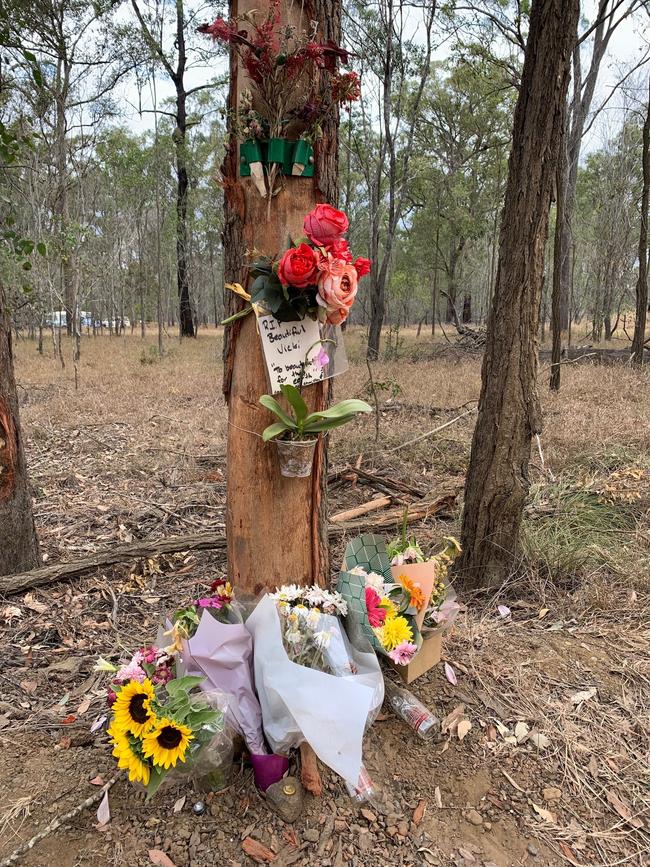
[
  {"x1": 126, "y1": 0, "x2": 226, "y2": 338},
  {"x1": 345, "y1": 0, "x2": 436, "y2": 359}
]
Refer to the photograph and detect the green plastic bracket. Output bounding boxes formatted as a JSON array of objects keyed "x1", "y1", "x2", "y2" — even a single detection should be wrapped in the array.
[{"x1": 239, "y1": 138, "x2": 314, "y2": 178}]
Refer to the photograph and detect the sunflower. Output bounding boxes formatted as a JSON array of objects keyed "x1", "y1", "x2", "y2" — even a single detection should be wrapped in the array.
[
  {"x1": 397, "y1": 574, "x2": 426, "y2": 612},
  {"x1": 141, "y1": 718, "x2": 193, "y2": 769},
  {"x1": 108, "y1": 724, "x2": 151, "y2": 785},
  {"x1": 112, "y1": 678, "x2": 156, "y2": 737},
  {"x1": 377, "y1": 614, "x2": 413, "y2": 651}
]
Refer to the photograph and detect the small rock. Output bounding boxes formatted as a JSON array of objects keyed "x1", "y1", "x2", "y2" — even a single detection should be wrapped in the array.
[
  {"x1": 527, "y1": 843, "x2": 539, "y2": 857},
  {"x1": 264, "y1": 776, "x2": 304, "y2": 823},
  {"x1": 397, "y1": 821, "x2": 409, "y2": 837},
  {"x1": 334, "y1": 819, "x2": 346, "y2": 832},
  {"x1": 543, "y1": 787, "x2": 561, "y2": 802},
  {"x1": 483, "y1": 821, "x2": 492, "y2": 831},
  {"x1": 466, "y1": 809, "x2": 483, "y2": 826},
  {"x1": 360, "y1": 808, "x2": 377, "y2": 823},
  {"x1": 387, "y1": 825, "x2": 398, "y2": 837},
  {"x1": 304, "y1": 828, "x2": 320, "y2": 843}
]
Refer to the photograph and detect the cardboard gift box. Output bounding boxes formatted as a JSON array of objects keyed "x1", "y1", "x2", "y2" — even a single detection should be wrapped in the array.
[{"x1": 387, "y1": 627, "x2": 442, "y2": 684}]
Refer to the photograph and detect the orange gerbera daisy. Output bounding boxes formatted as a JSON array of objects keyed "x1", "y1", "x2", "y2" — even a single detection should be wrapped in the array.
[{"x1": 398, "y1": 574, "x2": 425, "y2": 612}]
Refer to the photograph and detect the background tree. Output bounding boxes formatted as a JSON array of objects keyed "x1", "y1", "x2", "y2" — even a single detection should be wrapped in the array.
[
  {"x1": 632, "y1": 74, "x2": 650, "y2": 365},
  {"x1": 458, "y1": 0, "x2": 579, "y2": 589}
]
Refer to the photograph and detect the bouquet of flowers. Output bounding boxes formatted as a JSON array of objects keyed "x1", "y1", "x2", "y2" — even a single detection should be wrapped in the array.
[
  {"x1": 165, "y1": 578, "x2": 287, "y2": 791},
  {"x1": 200, "y1": 0, "x2": 360, "y2": 199},
  {"x1": 245, "y1": 586, "x2": 383, "y2": 791},
  {"x1": 338, "y1": 534, "x2": 430, "y2": 666},
  {"x1": 420, "y1": 536, "x2": 462, "y2": 631},
  {"x1": 226, "y1": 204, "x2": 370, "y2": 325},
  {"x1": 97, "y1": 647, "x2": 231, "y2": 797}
]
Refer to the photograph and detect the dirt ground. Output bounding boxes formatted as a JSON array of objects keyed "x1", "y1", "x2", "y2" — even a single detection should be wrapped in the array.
[{"x1": 1, "y1": 329, "x2": 648, "y2": 867}]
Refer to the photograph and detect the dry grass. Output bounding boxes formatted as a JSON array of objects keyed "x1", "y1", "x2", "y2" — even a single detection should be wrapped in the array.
[{"x1": 6, "y1": 327, "x2": 650, "y2": 866}]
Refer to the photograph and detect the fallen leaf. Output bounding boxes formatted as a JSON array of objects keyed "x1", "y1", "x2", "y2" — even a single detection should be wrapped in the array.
[
  {"x1": 538, "y1": 607, "x2": 549, "y2": 619},
  {"x1": 434, "y1": 787, "x2": 443, "y2": 809},
  {"x1": 61, "y1": 714, "x2": 77, "y2": 725},
  {"x1": 149, "y1": 851, "x2": 176, "y2": 867},
  {"x1": 76, "y1": 697, "x2": 91, "y2": 715},
  {"x1": 531, "y1": 802, "x2": 556, "y2": 824},
  {"x1": 457, "y1": 846, "x2": 477, "y2": 861},
  {"x1": 241, "y1": 837, "x2": 276, "y2": 863},
  {"x1": 558, "y1": 842, "x2": 582, "y2": 865},
  {"x1": 444, "y1": 662, "x2": 457, "y2": 686},
  {"x1": 514, "y1": 721, "x2": 530, "y2": 743},
  {"x1": 283, "y1": 827, "x2": 299, "y2": 848},
  {"x1": 441, "y1": 703, "x2": 465, "y2": 734},
  {"x1": 587, "y1": 755, "x2": 599, "y2": 777},
  {"x1": 497, "y1": 605, "x2": 511, "y2": 618},
  {"x1": 58, "y1": 736, "x2": 72, "y2": 749},
  {"x1": 172, "y1": 795, "x2": 186, "y2": 814},
  {"x1": 502, "y1": 770, "x2": 525, "y2": 793},
  {"x1": 413, "y1": 799, "x2": 427, "y2": 825},
  {"x1": 2, "y1": 605, "x2": 23, "y2": 621},
  {"x1": 528, "y1": 731, "x2": 550, "y2": 750},
  {"x1": 20, "y1": 679, "x2": 37, "y2": 694},
  {"x1": 90, "y1": 715, "x2": 107, "y2": 733},
  {"x1": 96, "y1": 791, "x2": 110, "y2": 826},
  {"x1": 543, "y1": 787, "x2": 562, "y2": 802},
  {"x1": 457, "y1": 719, "x2": 472, "y2": 741},
  {"x1": 606, "y1": 790, "x2": 644, "y2": 829},
  {"x1": 571, "y1": 688, "x2": 597, "y2": 706},
  {"x1": 486, "y1": 724, "x2": 497, "y2": 742},
  {"x1": 23, "y1": 593, "x2": 47, "y2": 614},
  {"x1": 90, "y1": 776, "x2": 104, "y2": 786}
]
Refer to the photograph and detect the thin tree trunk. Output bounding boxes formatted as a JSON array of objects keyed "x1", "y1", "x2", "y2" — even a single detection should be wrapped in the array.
[
  {"x1": 175, "y1": 5, "x2": 194, "y2": 340},
  {"x1": 223, "y1": 0, "x2": 340, "y2": 591},
  {"x1": 458, "y1": 0, "x2": 578, "y2": 590},
  {"x1": 550, "y1": 114, "x2": 567, "y2": 392},
  {"x1": 0, "y1": 281, "x2": 40, "y2": 574},
  {"x1": 632, "y1": 74, "x2": 650, "y2": 367}
]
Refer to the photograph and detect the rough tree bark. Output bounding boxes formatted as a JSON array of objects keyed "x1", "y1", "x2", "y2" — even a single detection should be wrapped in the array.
[
  {"x1": 222, "y1": 0, "x2": 340, "y2": 593},
  {"x1": 550, "y1": 116, "x2": 567, "y2": 392},
  {"x1": 631, "y1": 74, "x2": 650, "y2": 368},
  {"x1": 0, "y1": 282, "x2": 40, "y2": 574},
  {"x1": 458, "y1": 0, "x2": 579, "y2": 589}
]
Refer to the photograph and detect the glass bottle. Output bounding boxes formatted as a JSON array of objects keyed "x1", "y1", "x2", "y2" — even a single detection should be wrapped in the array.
[{"x1": 384, "y1": 679, "x2": 439, "y2": 739}]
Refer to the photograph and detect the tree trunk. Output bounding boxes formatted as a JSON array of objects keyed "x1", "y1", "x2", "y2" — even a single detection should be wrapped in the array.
[
  {"x1": 0, "y1": 282, "x2": 40, "y2": 574},
  {"x1": 550, "y1": 116, "x2": 567, "y2": 392},
  {"x1": 462, "y1": 292, "x2": 472, "y2": 323},
  {"x1": 458, "y1": 0, "x2": 578, "y2": 590},
  {"x1": 632, "y1": 74, "x2": 650, "y2": 367},
  {"x1": 222, "y1": 0, "x2": 340, "y2": 593},
  {"x1": 172, "y1": 0, "x2": 195, "y2": 339}
]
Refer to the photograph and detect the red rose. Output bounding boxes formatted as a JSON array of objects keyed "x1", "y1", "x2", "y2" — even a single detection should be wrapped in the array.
[
  {"x1": 304, "y1": 204, "x2": 349, "y2": 246},
  {"x1": 353, "y1": 257, "x2": 371, "y2": 278},
  {"x1": 277, "y1": 243, "x2": 319, "y2": 288},
  {"x1": 325, "y1": 238, "x2": 353, "y2": 263}
]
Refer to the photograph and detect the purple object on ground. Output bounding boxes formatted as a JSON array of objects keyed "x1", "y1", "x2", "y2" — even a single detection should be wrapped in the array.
[{"x1": 250, "y1": 753, "x2": 290, "y2": 791}]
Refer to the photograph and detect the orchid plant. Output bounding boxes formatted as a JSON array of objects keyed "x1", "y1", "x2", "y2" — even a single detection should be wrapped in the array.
[{"x1": 260, "y1": 383, "x2": 371, "y2": 442}]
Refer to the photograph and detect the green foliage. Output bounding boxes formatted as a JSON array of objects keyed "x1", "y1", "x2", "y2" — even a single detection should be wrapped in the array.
[{"x1": 260, "y1": 384, "x2": 372, "y2": 441}]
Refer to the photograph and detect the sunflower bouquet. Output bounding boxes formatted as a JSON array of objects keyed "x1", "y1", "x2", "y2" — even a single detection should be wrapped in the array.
[{"x1": 98, "y1": 647, "x2": 231, "y2": 796}]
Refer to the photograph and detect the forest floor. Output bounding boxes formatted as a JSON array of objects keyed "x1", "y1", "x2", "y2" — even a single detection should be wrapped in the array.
[{"x1": 1, "y1": 328, "x2": 649, "y2": 867}]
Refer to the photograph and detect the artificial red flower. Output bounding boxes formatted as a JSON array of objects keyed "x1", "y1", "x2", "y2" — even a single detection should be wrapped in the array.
[
  {"x1": 333, "y1": 70, "x2": 361, "y2": 103},
  {"x1": 365, "y1": 587, "x2": 387, "y2": 628},
  {"x1": 353, "y1": 256, "x2": 371, "y2": 278},
  {"x1": 304, "y1": 204, "x2": 349, "y2": 246},
  {"x1": 277, "y1": 243, "x2": 320, "y2": 288},
  {"x1": 325, "y1": 238, "x2": 353, "y2": 263}
]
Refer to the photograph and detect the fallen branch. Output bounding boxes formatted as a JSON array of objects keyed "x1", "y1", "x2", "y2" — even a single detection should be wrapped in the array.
[
  {"x1": 0, "y1": 773, "x2": 123, "y2": 867},
  {"x1": 330, "y1": 496, "x2": 392, "y2": 523},
  {"x1": 0, "y1": 532, "x2": 227, "y2": 595},
  {"x1": 383, "y1": 408, "x2": 477, "y2": 454},
  {"x1": 2, "y1": 495, "x2": 458, "y2": 595}
]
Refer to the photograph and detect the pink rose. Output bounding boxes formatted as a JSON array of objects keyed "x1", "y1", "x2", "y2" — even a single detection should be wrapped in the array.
[
  {"x1": 304, "y1": 204, "x2": 349, "y2": 246},
  {"x1": 316, "y1": 255, "x2": 358, "y2": 325},
  {"x1": 277, "y1": 243, "x2": 319, "y2": 288}
]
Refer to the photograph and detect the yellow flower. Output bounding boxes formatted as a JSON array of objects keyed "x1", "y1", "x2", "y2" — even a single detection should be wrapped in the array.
[
  {"x1": 379, "y1": 597, "x2": 397, "y2": 619},
  {"x1": 112, "y1": 679, "x2": 156, "y2": 737},
  {"x1": 108, "y1": 723, "x2": 150, "y2": 785},
  {"x1": 377, "y1": 615, "x2": 413, "y2": 651},
  {"x1": 141, "y1": 718, "x2": 193, "y2": 770}
]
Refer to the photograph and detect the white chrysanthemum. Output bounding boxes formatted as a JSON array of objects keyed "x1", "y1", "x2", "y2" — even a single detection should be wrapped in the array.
[
  {"x1": 306, "y1": 608, "x2": 321, "y2": 628},
  {"x1": 313, "y1": 628, "x2": 334, "y2": 649},
  {"x1": 285, "y1": 628, "x2": 302, "y2": 645},
  {"x1": 364, "y1": 571, "x2": 386, "y2": 592},
  {"x1": 294, "y1": 604, "x2": 309, "y2": 619},
  {"x1": 272, "y1": 584, "x2": 303, "y2": 602},
  {"x1": 348, "y1": 565, "x2": 368, "y2": 576},
  {"x1": 303, "y1": 586, "x2": 326, "y2": 606}
]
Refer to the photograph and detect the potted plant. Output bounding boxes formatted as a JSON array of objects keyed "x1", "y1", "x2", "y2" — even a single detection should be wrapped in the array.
[{"x1": 260, "y1": 384, "x2": 372, "y2": 477}]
